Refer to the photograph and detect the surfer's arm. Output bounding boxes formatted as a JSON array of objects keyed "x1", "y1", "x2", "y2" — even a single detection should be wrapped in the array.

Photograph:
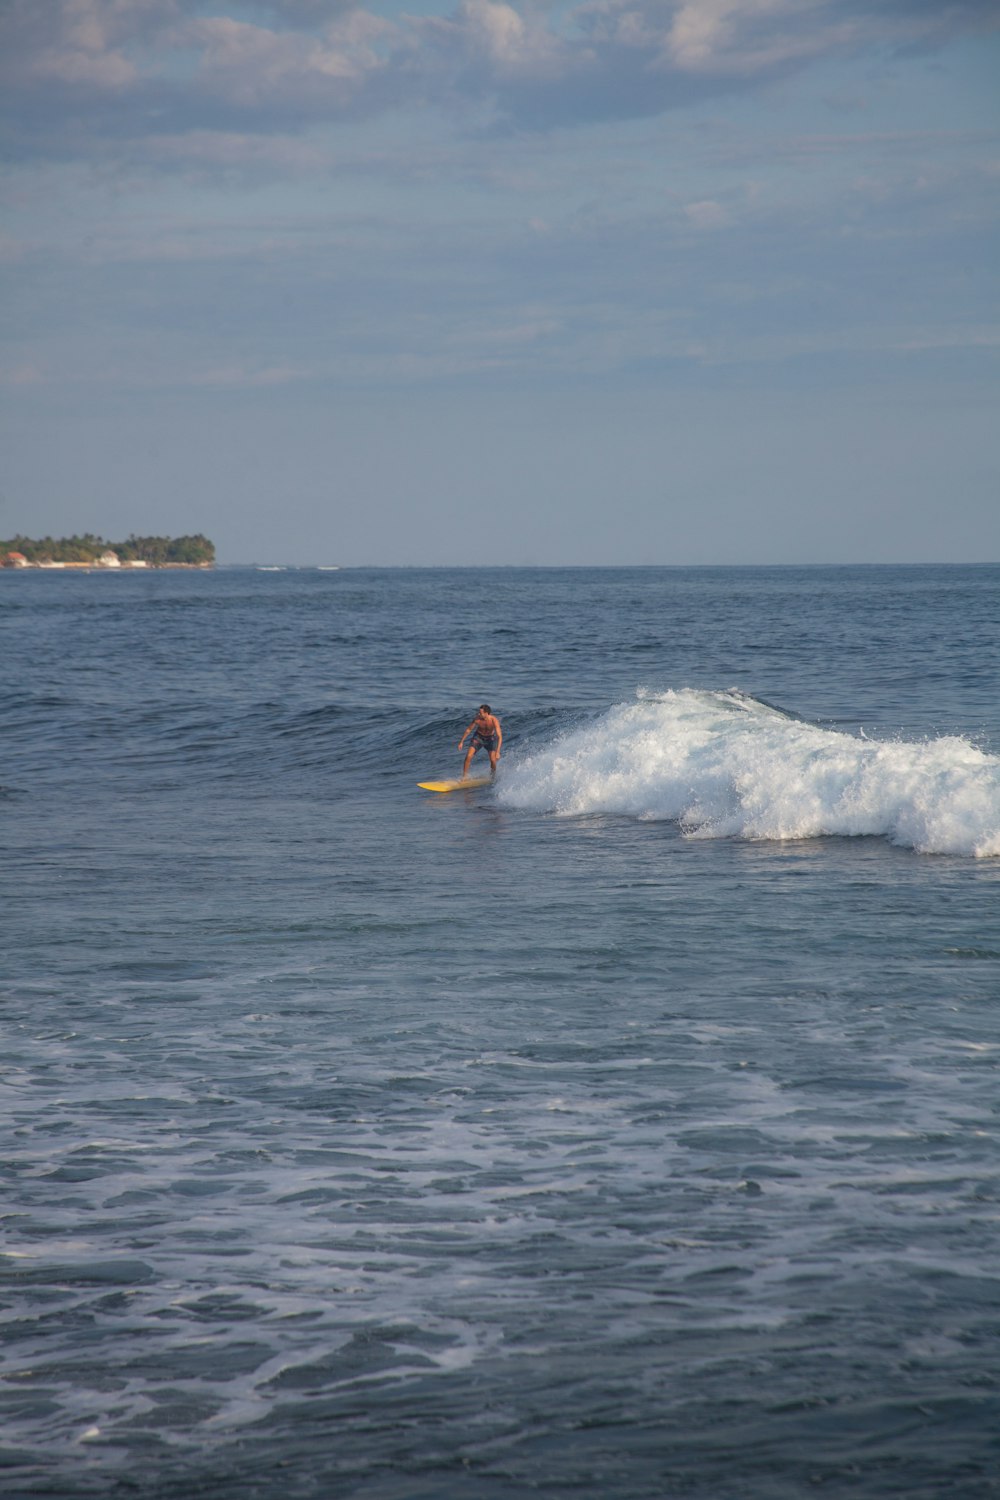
[{"x1": 458, "y1": 720, "x2": 474, "y2": 748}]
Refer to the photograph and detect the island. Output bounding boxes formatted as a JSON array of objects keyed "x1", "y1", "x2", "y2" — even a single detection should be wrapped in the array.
[{"x1": 1, "y1": 534, "x2": 216, "y2": 568}]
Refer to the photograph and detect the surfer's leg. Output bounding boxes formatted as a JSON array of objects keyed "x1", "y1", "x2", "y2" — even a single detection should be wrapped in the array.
[{"x1": 462, "y1": 744, "x2": 477, "y2": 778}]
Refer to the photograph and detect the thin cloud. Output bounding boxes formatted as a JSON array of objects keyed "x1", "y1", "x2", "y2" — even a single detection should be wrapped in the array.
[
  {"x1": 683, "y1": 198, "x2": 732, "y2": 228},
  {"x1": 190, "y1": 362, "x2": 311, "y2": 387},
  {"x1": 180, "y1": 10, "x2": 394, "y2": 104},
  {"x1": 0, "y1": 363, "x2": 44, "y2": 386},
  {"x1": 143, "y1": 129, "x2": 335, "y2": 176},
  {"x1": 1, "y1": 0, "x2": 996, "y2": 156},
  {"x1": 0, "y1": 233, "x2": 31, "y2": 264}
]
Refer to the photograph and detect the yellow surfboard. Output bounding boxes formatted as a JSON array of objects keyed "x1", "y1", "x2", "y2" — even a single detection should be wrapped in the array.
[{"x1": 418, "y1": 776, "x2": 492, "y2": 793}]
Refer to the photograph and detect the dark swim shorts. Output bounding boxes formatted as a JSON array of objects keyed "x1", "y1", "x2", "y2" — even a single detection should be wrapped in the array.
[{"x1": 472, "y1": 732, "x2": 498, "y2": 753}]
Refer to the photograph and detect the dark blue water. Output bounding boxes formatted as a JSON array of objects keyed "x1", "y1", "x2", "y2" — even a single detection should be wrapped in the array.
[{"x1": 2, "y1": 566, "x2": 999, "y2": 1498}]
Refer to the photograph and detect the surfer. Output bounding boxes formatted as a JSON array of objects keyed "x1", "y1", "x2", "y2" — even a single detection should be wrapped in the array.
[{"x1": 459, "y1": 704, "x2": 502, "y2": 779}]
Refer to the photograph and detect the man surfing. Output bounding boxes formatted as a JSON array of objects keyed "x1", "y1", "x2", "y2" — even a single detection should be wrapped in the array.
[{"x1": 458, "y1": 704, "x2": 502, "y2": 779}]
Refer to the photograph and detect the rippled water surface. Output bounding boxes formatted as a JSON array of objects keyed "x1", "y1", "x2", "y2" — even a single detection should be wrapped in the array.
[{"x1": 2, "y1": 566, "x2": 999, "y2": 1498}]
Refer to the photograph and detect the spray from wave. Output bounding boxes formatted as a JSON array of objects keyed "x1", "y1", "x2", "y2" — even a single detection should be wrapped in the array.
[{"x1": 497, "y1": 690, "x2": 1000, "y2": 858}]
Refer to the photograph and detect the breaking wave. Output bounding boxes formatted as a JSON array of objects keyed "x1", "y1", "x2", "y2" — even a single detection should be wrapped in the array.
[{"x1": 497, "y1": 690, "x2": 1000, "y2": 858}]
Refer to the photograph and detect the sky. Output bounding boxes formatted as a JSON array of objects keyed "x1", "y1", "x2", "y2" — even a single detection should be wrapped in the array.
[{"x1": 1, "y1": 0, "x2": 998, "y2": 565}]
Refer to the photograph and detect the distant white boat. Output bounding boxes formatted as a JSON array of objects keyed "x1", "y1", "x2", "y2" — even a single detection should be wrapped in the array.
[
  {"x1": 256, "y1": 566, "x2": 286, "y2": 571},
  {"x1": 317, "y1": 566, "x2": 341, "y2": 571}
]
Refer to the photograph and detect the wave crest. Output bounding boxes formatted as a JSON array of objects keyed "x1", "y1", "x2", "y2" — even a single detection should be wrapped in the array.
[{"x1": 497, "y1": 690, "x2": 1000, "y2": 858}]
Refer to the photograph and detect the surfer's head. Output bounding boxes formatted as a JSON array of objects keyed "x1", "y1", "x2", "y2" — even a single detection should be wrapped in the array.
[{"x1": 479, "y1": 703, "x2": 492, "y2": 715}]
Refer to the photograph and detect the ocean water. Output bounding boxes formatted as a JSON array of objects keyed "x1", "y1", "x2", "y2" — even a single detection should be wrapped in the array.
[{"x1": 2, "y1": 564, "x2": 999, "y2": 1500}]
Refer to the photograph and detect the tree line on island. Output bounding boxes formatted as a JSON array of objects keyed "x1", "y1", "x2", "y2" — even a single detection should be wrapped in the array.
[{"x1": 2, "y1": 534, "x2": 215, "y2": 566}]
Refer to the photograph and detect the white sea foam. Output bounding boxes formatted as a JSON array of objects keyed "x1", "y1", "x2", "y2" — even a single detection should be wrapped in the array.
[{"x1": 498, "y1": 690, "x2": 1000, "y2": 857}]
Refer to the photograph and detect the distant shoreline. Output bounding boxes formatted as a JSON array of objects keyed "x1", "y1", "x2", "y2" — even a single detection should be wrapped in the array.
[
  {"x1": 1, "y1": 560, "x2": 212, "y2": 570},
  {"x1": 2, "y1": 534, "x2": 215, "y2": 569}
]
